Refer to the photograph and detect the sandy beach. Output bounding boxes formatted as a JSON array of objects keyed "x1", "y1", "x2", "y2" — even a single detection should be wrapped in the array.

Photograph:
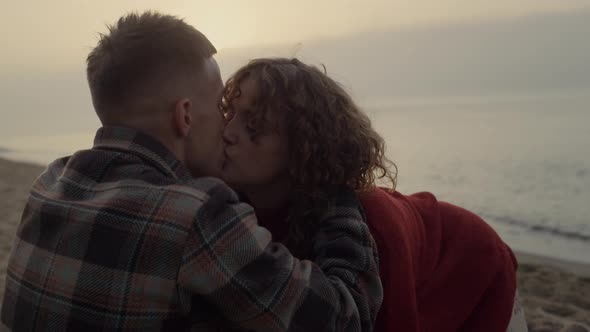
[
  {"x1": 0, "y1": 157, "x2": 588, "y2": 331},
  {"x1": 0, "y1": 157, "x2": 46, "y2": 300}
]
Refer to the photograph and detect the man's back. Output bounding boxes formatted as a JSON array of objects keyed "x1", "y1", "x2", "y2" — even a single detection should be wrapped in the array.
[
  {"x1": 1, "y1": 131, "x2": 221, "y2": 330},
  {"x1": 1, "y1": 127, "x2": 382, "y2": 331}
]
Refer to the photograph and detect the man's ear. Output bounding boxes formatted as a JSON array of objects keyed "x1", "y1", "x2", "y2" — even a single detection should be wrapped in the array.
[{"x1": 173, "y1": 98, "x2": 192, "y2": 137}]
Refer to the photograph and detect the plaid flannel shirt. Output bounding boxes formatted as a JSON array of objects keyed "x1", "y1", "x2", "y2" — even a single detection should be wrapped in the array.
[{"x1": 1, "y1": 126, "x2": 382, "y2": 331}]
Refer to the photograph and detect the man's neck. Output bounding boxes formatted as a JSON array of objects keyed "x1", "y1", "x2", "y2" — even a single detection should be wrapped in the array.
[{"x1": 101, "y1": 117, "x2": 186, "y2": 162}]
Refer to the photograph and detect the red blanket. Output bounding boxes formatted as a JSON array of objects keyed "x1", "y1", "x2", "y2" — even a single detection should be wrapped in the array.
[{"x1": 359, "y1": 188, "x2": 517, "y2": 332}]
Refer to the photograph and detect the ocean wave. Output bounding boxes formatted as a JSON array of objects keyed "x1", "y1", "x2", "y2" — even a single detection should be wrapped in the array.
[{"x1": 484, "y1": 214, "x2": 590, "y2": 242}]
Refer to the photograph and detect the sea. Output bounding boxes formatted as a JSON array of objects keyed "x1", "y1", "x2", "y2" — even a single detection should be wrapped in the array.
[{"x1": 2, "y1": 92, "x2": 589, "y2": 265}]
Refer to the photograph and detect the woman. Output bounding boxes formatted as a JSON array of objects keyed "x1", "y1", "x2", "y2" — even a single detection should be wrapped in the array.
[{"x1": 220, "y1": 58, "x2": 526, "y2": 332}]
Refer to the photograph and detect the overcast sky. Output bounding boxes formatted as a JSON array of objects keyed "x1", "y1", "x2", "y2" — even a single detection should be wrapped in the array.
[
  {"x1": 1, "y1": 0, "x2": 590, "y2": 145},
  {"x1": 2, "y1": 1, "x2": 589, "y2": 71}
]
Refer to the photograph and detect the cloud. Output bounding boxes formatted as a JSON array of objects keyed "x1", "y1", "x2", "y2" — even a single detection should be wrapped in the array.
[{"x1": 217, "y1": 8, "x2": 590, "y2": 102}]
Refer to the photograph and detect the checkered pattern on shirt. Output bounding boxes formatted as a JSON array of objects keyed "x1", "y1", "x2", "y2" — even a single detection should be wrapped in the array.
[{"x1": 1, "y1": 126, "x2": 382, "y2": 331}]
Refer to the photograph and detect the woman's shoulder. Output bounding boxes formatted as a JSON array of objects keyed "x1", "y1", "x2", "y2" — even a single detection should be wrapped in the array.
[
  {"x1": 357, "y1": 187, "x2": 429, "y2": 238},
  {"x1": 358, "y1": 187, "x2": 439, "y2": 216}
]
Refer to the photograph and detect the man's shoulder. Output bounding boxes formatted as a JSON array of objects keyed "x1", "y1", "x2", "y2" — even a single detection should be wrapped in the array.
[{"x1": 42, "y1": 149, "x2": 234, "y2": 205}]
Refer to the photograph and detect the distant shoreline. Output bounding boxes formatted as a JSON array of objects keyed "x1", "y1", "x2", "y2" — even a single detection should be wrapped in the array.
[
  {"x1": 0, "y1": 149, "x2": 65, "y2": 168},
  {"x1": 0, "y1": 153, "x2": 46, "y2": 167},
  {"x1": 0, "y1": 157, "x2": 46, "y2": 177}
]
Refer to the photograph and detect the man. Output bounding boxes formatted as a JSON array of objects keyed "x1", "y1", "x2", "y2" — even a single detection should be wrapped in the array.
[{"x1": 0, "y1": 11, "x2": 382, "y2": 331}]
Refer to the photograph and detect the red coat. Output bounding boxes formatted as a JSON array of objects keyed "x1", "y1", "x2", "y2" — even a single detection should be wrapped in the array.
[{"x1": 256, "y1": 187, "x2": 518, "y2": 332}]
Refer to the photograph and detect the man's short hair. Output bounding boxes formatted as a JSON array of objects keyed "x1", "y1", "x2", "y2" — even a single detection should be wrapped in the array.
[{"x1": 87, "y1": 11, "x2": 216, "y2": 117}]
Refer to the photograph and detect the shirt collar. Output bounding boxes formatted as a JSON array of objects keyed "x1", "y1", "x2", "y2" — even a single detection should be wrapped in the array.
[{"x1": 92, "y1": 126, "x2": 193, "y2": 181}]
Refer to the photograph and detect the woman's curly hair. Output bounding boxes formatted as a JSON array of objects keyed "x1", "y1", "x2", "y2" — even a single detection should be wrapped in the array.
[{"x1": 221, "y1": 58, "x2": 397, "y2": 256}]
